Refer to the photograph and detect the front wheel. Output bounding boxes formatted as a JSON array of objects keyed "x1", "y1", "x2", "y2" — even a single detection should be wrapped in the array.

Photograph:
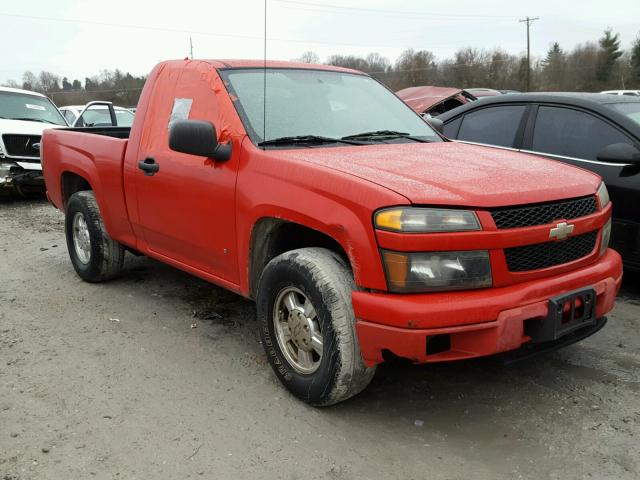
[
  {"x1": 65, "y1": 191, "x2": 125, "y2": 282},
  {"x1": 257, "y1": 248, "x2": 376, "y2": 406}
]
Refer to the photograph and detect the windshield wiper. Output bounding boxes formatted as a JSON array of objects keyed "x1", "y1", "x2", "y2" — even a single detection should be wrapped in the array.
[
  {"x1": 341, "y1": 130, "x2": 431, "y2": 142},
  {"x1": 11, "y1": 117, "x2": 58, "y2": 124},
  {"x1": 258, "y1": 135, "x2": 365, "y2": 147}
]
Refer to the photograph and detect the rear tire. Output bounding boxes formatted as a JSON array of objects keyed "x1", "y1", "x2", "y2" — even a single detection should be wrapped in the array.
[
  {"x1": 65, "y1": 191, "x2": 125, "y2": 282},
  {"x1": 257, "y1": 247, "x2": 376, "y2": 406}
]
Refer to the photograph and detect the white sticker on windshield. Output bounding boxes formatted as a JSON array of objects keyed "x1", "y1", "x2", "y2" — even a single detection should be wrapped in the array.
[
  {"x1": 168, "y1": 98, "x2": 193, "y2": 131},
  {"x1": 25, "y1": 104, "x2": 46, "y2": 111}
]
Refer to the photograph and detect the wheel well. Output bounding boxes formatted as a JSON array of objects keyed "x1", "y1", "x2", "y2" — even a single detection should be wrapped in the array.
[
  {"x1": 249, "y1": 218, "x2": 350, "y2": 298},
  {"x1": 61, "y1": 172, "x2": 92, "y2": 207}
]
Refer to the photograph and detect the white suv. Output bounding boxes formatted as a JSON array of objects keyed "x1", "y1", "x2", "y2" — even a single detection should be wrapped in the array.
[{"x1": 0, "y1": 87, "x2": 67, "y2": 196}]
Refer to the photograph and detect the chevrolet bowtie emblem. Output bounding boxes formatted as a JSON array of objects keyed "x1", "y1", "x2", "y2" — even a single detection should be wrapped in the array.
[{"x1": 549, "y1": 222, "x2": 575, "y2": 241}]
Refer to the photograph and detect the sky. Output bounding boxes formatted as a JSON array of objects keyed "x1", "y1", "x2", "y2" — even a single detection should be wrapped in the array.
[{"x1": 1, "y1": 0, "x2": 639, "y2": 84}]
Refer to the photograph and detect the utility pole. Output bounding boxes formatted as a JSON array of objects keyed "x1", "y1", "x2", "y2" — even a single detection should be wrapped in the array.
[
  {"x1": 189, "y1": 37, "x2": 194, "y2": 60},
  {"x1": 519, "y1": 16, "x2": 539, "y2": 91}
]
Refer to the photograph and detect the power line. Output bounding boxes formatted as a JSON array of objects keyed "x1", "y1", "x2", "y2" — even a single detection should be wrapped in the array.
[
  {"x1": 0, "y1": 11, "x2": 468, "y2": 51},
  {"x1": 273, "y1": 0, "x2": 520, "y2": 19}
]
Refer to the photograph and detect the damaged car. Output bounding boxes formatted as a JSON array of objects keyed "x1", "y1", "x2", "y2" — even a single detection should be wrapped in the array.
[
  {"x1": 0, "y1": 87, "x2": 68, "y2": 197},
  {"x1": 396, "y1": 86, "x2": 477, "y2": 117}
]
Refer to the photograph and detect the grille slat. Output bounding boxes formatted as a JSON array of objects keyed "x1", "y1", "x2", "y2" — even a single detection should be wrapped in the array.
[
  {"x1": 505, "y1": 231, "x2": 598, "y2": 272},
  {"x1": 2, "y1": 134, "x2": 41, "y2": 158},
  {"x1": 491, "y1": 197, "x2": 597, "y2": 229}
]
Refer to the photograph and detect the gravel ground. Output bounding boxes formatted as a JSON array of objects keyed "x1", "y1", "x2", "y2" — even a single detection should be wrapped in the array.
[{"x1": 1, "y1": 198, "x2": 639, "y2": 480}]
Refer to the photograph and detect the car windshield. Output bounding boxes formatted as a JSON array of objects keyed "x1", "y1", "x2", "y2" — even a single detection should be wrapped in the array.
[
  {"x1": 0, "y1": 91, "x2": 67, "y2": 125},
  {"x1": 80, "y1": 108, "x2": 134, "y2": 127},
  {"x1": 610, "y1": 102, "x2": 640, "y2": 126},
  {"x1": 221, "y1": 68, "x2": 441, "y2": 145}
]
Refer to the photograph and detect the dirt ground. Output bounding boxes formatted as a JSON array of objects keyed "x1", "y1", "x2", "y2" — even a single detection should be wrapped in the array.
[{"x1": 1, "y1": 198, "x2": 639, "y2": 480}]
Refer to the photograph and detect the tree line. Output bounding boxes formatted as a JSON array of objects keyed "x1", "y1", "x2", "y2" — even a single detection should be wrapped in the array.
[
  {"x1": 2, "y1": 69, "x2": 146, "y2": 107},
  {"x1": 306, "y1": 28, "x2": 640, "y2": 92},
  {"x1": 2, "y1": 28, "x2": 639, "y2": 107}
]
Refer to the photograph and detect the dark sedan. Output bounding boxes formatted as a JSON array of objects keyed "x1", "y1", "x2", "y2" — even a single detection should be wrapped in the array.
[{"x1": 438, "y1": 93, "x2": 640, "y2": 269}]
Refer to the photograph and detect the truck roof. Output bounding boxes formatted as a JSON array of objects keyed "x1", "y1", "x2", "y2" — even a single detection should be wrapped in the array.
[{"x1": 173, "y1": 59, "x2": 365, "y2": 75}]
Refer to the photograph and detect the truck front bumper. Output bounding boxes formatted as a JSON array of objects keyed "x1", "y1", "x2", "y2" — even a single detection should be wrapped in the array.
[
  {"x1": 0, "y1": 161, "x2": 44, "y2": 195},
  {"x1": 353, "y1": 248, "x2": 622, "y2": 366}
]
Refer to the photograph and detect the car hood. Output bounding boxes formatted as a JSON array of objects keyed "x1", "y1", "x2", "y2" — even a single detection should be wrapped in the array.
[
  {"x1": 275, "y1": 142, "x2": 601, "y2": 208},
  {"x1": 0, "y1": 118, "x2": 59, "y2": 136}
]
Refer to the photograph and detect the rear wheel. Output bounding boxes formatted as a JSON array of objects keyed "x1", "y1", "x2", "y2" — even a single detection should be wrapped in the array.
[
  {"x1": 65, "y1": 191, "x2": 125, "y2": 282},
  {"x1": 257, "y1": 248, "x2": 376, "y2": 406}
]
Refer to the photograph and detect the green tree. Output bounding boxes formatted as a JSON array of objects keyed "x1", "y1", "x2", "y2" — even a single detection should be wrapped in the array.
[
  {"x1": 597, "y1": 28, "x2": 623, "y2": 84},
  {"x1": 631, "y1": 35, "x2": 640, "y2": 87},
  {"x1": 542, "y1": 42, "x2": 566, "y2": 90}
]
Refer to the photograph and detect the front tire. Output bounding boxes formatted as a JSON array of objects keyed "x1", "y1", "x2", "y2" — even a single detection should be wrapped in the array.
[
  {"x1": 65, "y1": 191, "x2": 125, "y2": 282},
  {"x1": 257, "y1": 248, "x2": 375, "y2": 406}
]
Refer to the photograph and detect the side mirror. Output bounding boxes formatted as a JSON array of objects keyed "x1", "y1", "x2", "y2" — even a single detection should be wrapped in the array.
[
  {"x1": 426, "y1": 116, "x2": 444, "y2": 134},
  {"x1": 596, "y1": 143, "x2": 640, "y2": 164},
  {"x1": 169, "y1": 119, "x2": 232, "y2": 161}
]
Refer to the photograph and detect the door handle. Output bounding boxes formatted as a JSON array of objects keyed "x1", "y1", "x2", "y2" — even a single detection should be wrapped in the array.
[{"x1": 138, "y1": 157, "x2": 160, "y2": 176}]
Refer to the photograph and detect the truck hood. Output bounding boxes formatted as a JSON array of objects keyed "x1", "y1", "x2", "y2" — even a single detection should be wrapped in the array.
[
  {"x1": 0, "y1": 118, "x2": 56, "y2": 136},
  {"x1": 276, "y1": 142, "x2": 601, "y2": 208}
]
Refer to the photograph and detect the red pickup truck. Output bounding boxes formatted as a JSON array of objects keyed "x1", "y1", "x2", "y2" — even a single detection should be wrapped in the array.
[{"x1": 42, "y1": 59, "x2": 622, "y2": 406}]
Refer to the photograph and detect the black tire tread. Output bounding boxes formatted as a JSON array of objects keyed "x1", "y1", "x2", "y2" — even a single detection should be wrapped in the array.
[
  {"x1": 261, "y1": 247, "x2": 375, "y2": 406},
  {"x1": 66, "y1": 191, "x2": 125, "y2": 282}
]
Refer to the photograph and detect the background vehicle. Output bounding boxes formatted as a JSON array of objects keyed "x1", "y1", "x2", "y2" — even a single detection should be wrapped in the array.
[
  {"x1": 396, "y1": 86, "x2": 477, "y2": 116},
  {"x1": 438, "y1": 93, "x2": 640, "y2": 269},
  {"x1": 0, "y1": 86, "x2": 67, "y2": 196},
  {"x1": 42, "y1": 60, "x2": 621, "y2": 406},
  {"x1": 601, "y1": 90, "x2": 640, "y2": 96},
  {"x1": 59, "y1": 102, "x2": 135, "y2": 127}
]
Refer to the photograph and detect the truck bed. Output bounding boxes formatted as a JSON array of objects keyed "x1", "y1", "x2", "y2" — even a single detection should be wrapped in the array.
[
  {"x1": 41, "y1": 127, "x2": 133, "y2": 245},
  {"x1": 63, "y1": 126, "x2": 131, "y2": 139}
]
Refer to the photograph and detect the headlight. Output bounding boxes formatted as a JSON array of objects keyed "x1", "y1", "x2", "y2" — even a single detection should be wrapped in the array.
[
  {"x1": 596, "y1": 182, "x2": 610, "y2": 209},
  {"x1": 375, "y1": 208, "x2": 480, "y2": 233},
  {"x1": 600, "y1": 218, "x2": 611, "y2": 256},
  {"x1": 381, "y1": 250, "x2": 492, "y2": 293}
]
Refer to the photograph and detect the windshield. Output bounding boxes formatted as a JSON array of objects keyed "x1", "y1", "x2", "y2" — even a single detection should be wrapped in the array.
[
  {"x1": 610, "y1": 102, "x2": 640, "y2": 126},
  {"x1": 0, "y1": 91, "x2": 67, "y2": 125},
  {"x1": 221, "y1": 68, "x2": 441, "y2": 145}
]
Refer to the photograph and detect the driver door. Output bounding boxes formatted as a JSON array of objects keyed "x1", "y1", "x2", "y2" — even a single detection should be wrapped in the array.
[{"x1": 132, "y1": 65, "x2": 241, "y2": 284}]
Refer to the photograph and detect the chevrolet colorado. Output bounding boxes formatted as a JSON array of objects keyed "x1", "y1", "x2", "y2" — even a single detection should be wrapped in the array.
[{"x1": 41, "y1": 60, "x2": 622, "y2": 406}]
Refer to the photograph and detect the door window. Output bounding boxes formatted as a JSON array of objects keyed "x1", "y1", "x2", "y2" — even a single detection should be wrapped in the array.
[
  {"x1": 62, "y1": 109, "x2": 76, "y2": 124},
  {"x1": 532, "y1": 106, "x2": 632, "y2": 160},
  {"x1": 442, "y1": 117, "x2": 462, "y2": 138},
  {"x1": 457, "y1": 105, "x2": 526, "y2": 147}
]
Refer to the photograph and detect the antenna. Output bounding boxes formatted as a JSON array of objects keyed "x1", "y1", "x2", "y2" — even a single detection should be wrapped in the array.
[
  {"x1": 263, "y1": 0, "x2": 267, "y2": 146},
  {"x1": 189, "y1": 37, "x2": 194, "y2": 60}
]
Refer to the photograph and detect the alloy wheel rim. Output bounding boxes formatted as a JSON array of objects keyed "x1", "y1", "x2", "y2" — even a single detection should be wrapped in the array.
[
  {"x1": 72, "y1": 212, "x2": 91, "y2": 264},
  {"x1": 273, "y1": 286, "x2": 323, "y2": 374}
]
